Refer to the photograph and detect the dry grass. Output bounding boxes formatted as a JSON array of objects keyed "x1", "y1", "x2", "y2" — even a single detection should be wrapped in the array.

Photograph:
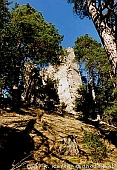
[{"x1": 0, "y1": 108, "x2": 117, "y2": 170}]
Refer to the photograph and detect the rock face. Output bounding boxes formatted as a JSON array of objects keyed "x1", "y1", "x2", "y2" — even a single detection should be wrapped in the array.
[
  {"x1": 22, "y1": 47, "x2": 82, "y2": 113},
  {"x1": 40, "y1": 47, "x2": 82, "y2": 114}
]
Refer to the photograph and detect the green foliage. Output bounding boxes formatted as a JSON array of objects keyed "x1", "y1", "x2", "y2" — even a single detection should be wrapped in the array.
[
  {"x1": 44, "y1": 77, "x2": 60, "y2": 111},
  {"x1": 74, "y1": 34, "x2": 111, "y2": 73},
  {"x1": 60, "y1": 102, "x2": 67, "y2": 109},
  {"x1": 96, "y1": 77, "x2": 115, "y2": 113},
  {"x1": 105, "y1": 98, "x2": 117, "y2": 125},
  {"x1": 0, "y1": 3, "x2": 63, "y2": 107},
  {"x1": 83, "y1": 130, "x2": 107, "y2": 162},
  {"x1": 67, "y1": 0, "x2": 91, "y2": 19},
  {"x1": 0, "y1": 0, "x2": 11, "y2": 29},
  {"x1": 0, "y1": 0, "x2": 11, "y2": 89},
  {"x1": 74, "y1": 35, "x2": 115, "y2": 120},
  {"x1": 33, "y1": 76, "x2": 60, "y2": 111},
  {"x1": 60, "y1": 102, "x2": 67, "y2": 114},
  {"x1": 6, "y1": 4, "x2": 63, "y2": 65},
  {"x1": 67, "y1": 0, "x2": 117, "y2": 75},
  {"x1": 75, "y1": 85, "x2": 95, "y2": 119},
  {"x1": 67, "y1": 0, "x2": 116, "y2": 26}
]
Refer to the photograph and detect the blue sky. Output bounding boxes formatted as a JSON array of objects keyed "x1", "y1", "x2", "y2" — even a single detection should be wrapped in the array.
[{"x1": 12, "y1": 0, "x2": 101, "y2": 48}]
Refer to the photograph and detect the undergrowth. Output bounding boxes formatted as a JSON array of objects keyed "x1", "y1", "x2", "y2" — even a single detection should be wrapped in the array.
[{"x1": 83, "y1": 130, "x2": 107, "y2": 162}]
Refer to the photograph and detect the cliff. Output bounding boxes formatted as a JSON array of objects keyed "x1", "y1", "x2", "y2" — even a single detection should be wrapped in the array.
[{"x1": 40, "y1": 47, "x2": 82, "y2": 113}]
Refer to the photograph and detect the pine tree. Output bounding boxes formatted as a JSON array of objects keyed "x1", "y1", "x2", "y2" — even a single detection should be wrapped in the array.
[
  {"x1": 0, "y1": 0, "x2": 10, "y2": 98},
  {"x1": 1, "y1": 3, "x2": 63, "y2": 111},
  {"x1": 67, "y1": 0, "x2": 117, "y2": 77},
  {"x1": 74, "y1": 34, "x2": 114, "y2": 119}
]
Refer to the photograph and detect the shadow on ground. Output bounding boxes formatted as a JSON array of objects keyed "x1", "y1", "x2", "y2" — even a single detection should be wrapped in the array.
[{"x1": 0, "y1": 120, "x2": 35, "y2": 170}]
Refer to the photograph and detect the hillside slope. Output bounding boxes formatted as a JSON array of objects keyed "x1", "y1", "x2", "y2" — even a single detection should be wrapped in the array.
[{"x1": 0, "y1": 108, "x2": 117, "y2": 170}]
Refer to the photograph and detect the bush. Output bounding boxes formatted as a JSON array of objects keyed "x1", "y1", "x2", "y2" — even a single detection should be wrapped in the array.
[
  {"x1": 75, "y1": 85, "x2": 96, "y2": 119},
  {"x1": 83, "y1": 131, "x2": 107, "y2": 162}
]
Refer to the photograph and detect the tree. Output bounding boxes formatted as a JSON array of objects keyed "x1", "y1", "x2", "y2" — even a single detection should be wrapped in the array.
[
  {"x1": 1, "y1": 3, "x2": 63, "y2": 111},
  {"x1": 75, "y1": 84, "x2": 95, "y2": 119},
  {"x1": 0, "y1": 0, "x2": 11, "y2": 97},
  {"x1": 74, "y1": 35, "x2": 114, "y2": 119},
  {"x1": 75, "y1": 34, "x2": 103, "y2": 103},
  {"x1": 0, "y1": 0, "x2": 10, "y2": 29},
  {"x1": 67, "y1": 0, "x2": 117, "y2": 77}
]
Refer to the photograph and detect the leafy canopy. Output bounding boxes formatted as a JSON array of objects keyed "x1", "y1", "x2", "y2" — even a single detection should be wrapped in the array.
[
  {"x1": 0, "y1": 3, "x2": 63, "y2": 96},
  {"x1": 68, "y1": 0, "x2": 117, "y2": 42},
  {"x1": 74, "y1": 34, "x2": 114, "y2": 119},
  {"x1": 7, "y1": 4, "x2": 63, "y2": 64},
  {"x1": 74, "y1": 34, "x2": 111, "y2": 74}
]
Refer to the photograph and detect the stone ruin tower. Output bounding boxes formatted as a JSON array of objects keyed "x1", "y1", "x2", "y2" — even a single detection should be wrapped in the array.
[{"x1": 40, "y1": 47, "x2": 82, "y2": 114}]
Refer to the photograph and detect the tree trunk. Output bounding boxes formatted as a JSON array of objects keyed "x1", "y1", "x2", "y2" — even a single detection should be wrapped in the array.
[
  {"x1": 87, "y1": 0, "x2": 117, "y2": 75},
  {"x1": 89, "y1": 68, "x2": 96, "y2": 102},
  {"x1": 89, "y1": 68, "x2": 97, "y2": 119},
  {"x1": 12, "y1": 65, "x2": 20, "y2": 112}
]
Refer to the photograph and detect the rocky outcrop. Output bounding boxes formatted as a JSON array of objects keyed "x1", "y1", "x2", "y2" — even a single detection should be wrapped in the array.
[
  {"x1": 40, "y1": 47, "x2": 82, "y2": 114},
  {"x1": 22, "y1": 47, "x2": 82, "y2": 113}
]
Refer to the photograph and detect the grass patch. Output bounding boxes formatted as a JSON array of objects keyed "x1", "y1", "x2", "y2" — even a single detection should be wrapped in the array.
[{"x1": 83, "y1": 130, "x2": 107, "y2": 162}]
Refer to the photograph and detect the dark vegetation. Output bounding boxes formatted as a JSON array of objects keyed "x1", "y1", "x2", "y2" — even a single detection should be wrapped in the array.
[
  {"x1": 74, "y1": 34, "x2": 117, "y2": 126},
  {"x1": 0, "y1": 0, "x2": 117, "y2": 169},
  {"x1": 68, "y1": 0, "x2": 117, "y2": 76},
  {"x1": 0, "y1": 1, "x2": 62, "y2": 112},
  {"x1": 0, "y1": 120, "x2": 35, "y2": 170}
]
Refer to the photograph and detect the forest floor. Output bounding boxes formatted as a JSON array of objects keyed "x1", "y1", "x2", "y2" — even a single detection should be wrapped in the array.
[{"x1": 0, "y1": 107, "x2": 117, "y2": 170}]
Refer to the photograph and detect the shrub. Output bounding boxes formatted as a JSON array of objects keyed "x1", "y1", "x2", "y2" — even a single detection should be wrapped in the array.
[{"x1": 83, "y1": 131, "x2": 107, "y2": 162}]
